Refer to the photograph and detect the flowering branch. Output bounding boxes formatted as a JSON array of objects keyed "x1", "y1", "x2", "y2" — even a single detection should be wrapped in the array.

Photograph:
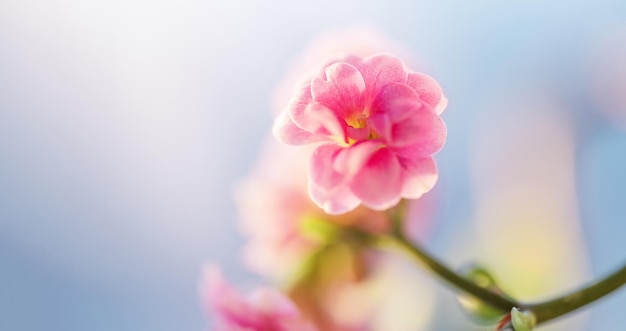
[
  {"x1": 386, "y1": 230, "x2": 626, "y2": 329},
  {"x1": 376, "y1": 203, "x2": 520, "y2": 312},
  {"x1": 392, "y1": 235, "x2": 521, "y2": 311},
  {"x1": 381, "y1": 233, "x2": 521, "y2": 310},
  {"x1": 259, "y1": 48, "x2": 626, "y2": 330},
  {"x1": 377, "y1": 202, "x2": 626, "y2": 330}
]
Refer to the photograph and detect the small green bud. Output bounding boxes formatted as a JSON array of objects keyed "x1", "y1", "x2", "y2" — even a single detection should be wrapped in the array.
[
  {"x1": 511, "y1": 307, "x2": 536, "y2": 331},
  {"x1": 456, "y1": 264, "x2": 508, "y2": 323}
]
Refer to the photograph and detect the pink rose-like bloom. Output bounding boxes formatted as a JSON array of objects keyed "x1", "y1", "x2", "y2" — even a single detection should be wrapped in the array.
[
  {"x1": 274, "y1": 53, "x2": 447, "y2": 214},
  {"x1": 201, "y1": 267, "x2": 317, "y2": 331}
]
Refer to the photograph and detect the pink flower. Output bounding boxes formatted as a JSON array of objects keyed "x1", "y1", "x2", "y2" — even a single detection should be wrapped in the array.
[
  {"x1": 236, "y1": 139, "x2": 436, "y2": 331},
  {"x1": 236, "y1": 139, "x2": 389, "y2": 280},
  {"x1": 201, "y1": 267, "x2": 317, "y2": 331},
  {"x1": 273, "y1": 54, "x2": 447, "y2": 214}
]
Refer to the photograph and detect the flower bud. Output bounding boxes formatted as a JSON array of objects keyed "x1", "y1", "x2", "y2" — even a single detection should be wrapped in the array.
[
  {"x1": 456, "y1": 264, "x2": 508, "y2": 323},
  {"x1": 495, "y1": 308, "x2": 536, "y2": 331},
  {"x1": 511, "y1": 307, "x2": 536, "y2": 331}
]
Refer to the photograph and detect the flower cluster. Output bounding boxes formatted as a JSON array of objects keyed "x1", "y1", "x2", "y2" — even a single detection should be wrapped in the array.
[
  {"x1": 203, "y1": 34, "x2": 447, "y2": 331},
  {"x1": 198, "y1": 26, "x2": 626, "y2": 331},
  {"x1": 233, "y1": 140, "x2": 394, "y2": 331}
]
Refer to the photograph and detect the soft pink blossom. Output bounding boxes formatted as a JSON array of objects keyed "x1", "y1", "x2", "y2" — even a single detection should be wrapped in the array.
[
  {"x1": 236, "y1": 140, "x2": 389, "y2": 280},
  {"x1": 273, "y1": 53, "x2": 447, "y2": 214},
  {"x1": 236, "y1": 139, "x2": 436, "y2": 331},
  {"x1": 201, "y1": 267, "x2": 317, "y2": 331}
]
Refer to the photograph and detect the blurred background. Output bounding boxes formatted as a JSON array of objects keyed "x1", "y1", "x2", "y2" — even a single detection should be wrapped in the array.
[{"x1": 1, "y1": 0, "x2": 626, "y2": 330}]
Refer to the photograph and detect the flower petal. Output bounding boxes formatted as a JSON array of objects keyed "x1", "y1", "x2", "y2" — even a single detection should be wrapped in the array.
[
  {"x1": 358, "y1": 54, "x2": 408, "y2": 101},
  {"x1": 248, "y1": 288, "x2": 299, "y2": 317},
  {"x1": 406, "y1": 72, "x2": 447, "y2": 115},
  {"x1": 311, "y1": 62, "x2": 366, "y2": 119},
  {"x1": 370, "y1": 82, "x2": 420, "y2": 119},
  {"x1": 203, "y1": 267, "x2": 318, "y2": 331},
  {"x1": 370, "y1": 83, "x2": 446, "y2": 148},
  {"x1": 286, "y1": 82, "x2": 313, "y2": 120},
  {"x1": 398, "y1": 157, "x2": 438, "y2": 199},
  {"x1": 396, "y1": 102, "x2": 447, "y2": 149},
  {"x1": 286, "y1": 83, "x2": 345, "y2": 139},
  {"x1": 272, "y1": 111, "x2": 328, "y2": 145},
  {"x1": 348, "y1": 148, "x2": 403, "y2": 210},
  {"x1": 308, "y1": 143, "x2": 360, "y2": 214},
  {"x1": 367, "y1": 112, "x2": 393, "y2": 142},
  {"x1": 292, "y1": 102, "x2": 347, "y2": 141},
  {"x1": 202, "y1": 267, "x2": 259, "y2": 327},
  {"x1": 310, "y1": 183, "x2": 361, "y2": 215},
  {"x1": 333, "y1": 140, "x2": 384, "y2": 176},
  {"x1": 391, "y1": 113, "x2": 447, "y2": 155},
  {"x1": 346, "y1": 126, "x2": 370, "y2": 141}
]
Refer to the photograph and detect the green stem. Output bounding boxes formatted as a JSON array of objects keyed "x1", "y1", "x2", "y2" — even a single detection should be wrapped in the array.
[
  {"x1": 375, "y1": 202, "x2": 519, "y2": 311},
  {"x1": 381, "y1": 233, "x2": 519, "y2": 311},
  {"x1": 527, "y1": 262, "x2": 626, "y2": 324},
  {"x1": 385, "y1": 231, "x2": 626, "y2": 328},
  {"x1": 387, "y1": 234, "x2": 521, "y2": 311},
  {"x1": 377, "y1": 207, "x2": 520, "y2": 311},
  {"x1": 378, "y1": 202, "x2": 626, "y2": 328}
]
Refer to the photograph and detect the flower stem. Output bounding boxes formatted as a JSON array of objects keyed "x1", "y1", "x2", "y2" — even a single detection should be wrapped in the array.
[
  {"x1": 377, "y1": 202, "x2": 626, "y2": 327},
  {"x1": 384, "y1": 231, "x2": 626, "y2": 327},
  {"x1": 527, "y1": 262, "x2": 626, "y2": 324},
  {"x1": 380, "y1": 230, "x2": 520, "y2": 311},
  {"x1": 375, "y1": 202, "x2": 519, "y2": 311}
]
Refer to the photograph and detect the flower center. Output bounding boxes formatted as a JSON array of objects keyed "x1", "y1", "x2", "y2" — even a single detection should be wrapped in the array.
[
  {"x1": 346, "y1": 113, "x2": 368, "y2": 129},
  {"x1": 343, "y1": 111, "x2": 381, "y2": 144}
]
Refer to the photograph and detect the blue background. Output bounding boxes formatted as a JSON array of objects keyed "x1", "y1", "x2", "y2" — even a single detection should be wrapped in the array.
[{"x1": 1, "y1": 1, "x2": 625, "y2": 330}]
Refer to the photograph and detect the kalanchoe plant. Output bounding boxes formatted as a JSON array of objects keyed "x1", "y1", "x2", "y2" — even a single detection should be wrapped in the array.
[{"x1": 203, "y1": 43, "x2": 626, "y2": 330}]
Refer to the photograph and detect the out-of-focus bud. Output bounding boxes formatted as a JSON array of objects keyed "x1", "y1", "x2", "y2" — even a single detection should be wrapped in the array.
[
  {"x1": 495, "y1": 308, "x2": 536, "y2": 331},
  {"x1": 456, "y1": 264, "x2": 509, "y2": 323},
  {"x1": 299, "y1": 215, "x2": 341, "y2": 244},
  {"x1": 511, "y1": 307, "x2": 536, "y2": 331}
]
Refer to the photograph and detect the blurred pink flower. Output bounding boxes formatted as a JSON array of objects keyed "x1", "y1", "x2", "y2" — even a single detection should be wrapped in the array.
[
  {"x1": 236, "y1": 139, "x2": 436, "y2": 331},
  {"x1": 273, "y1": 54, "x2": 447, "y2": 214},
  {"x1": 201, "y1": 267, "x2": 317, "y2": 331},
  {"x1": 236, "y1": 140, "x2": 389, "y2": 280}
]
